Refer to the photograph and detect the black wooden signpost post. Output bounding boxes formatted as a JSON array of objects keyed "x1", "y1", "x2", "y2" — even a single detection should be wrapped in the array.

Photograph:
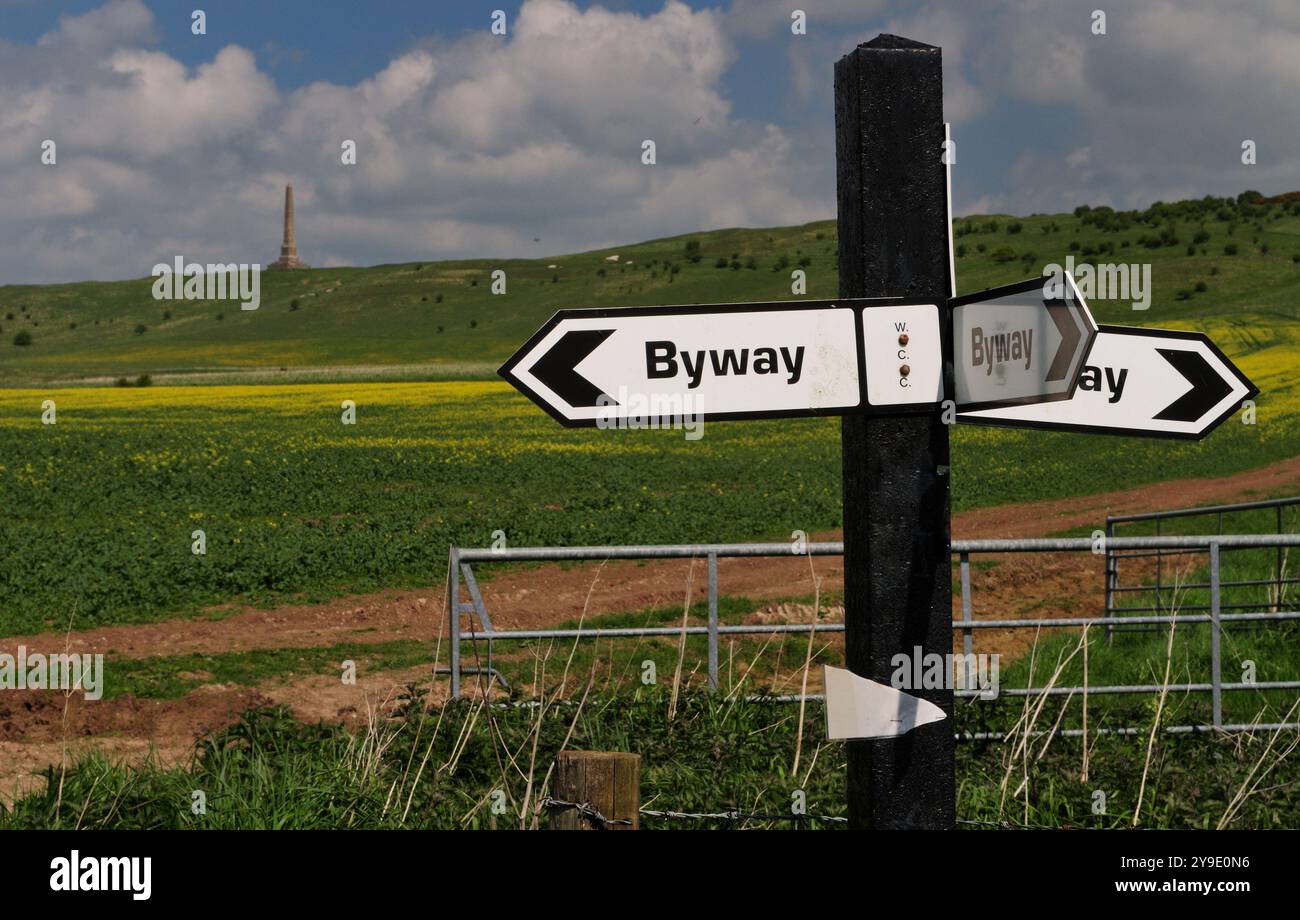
[{"x1": 834, "y1": 35, "x2": 956, "y2": 829}]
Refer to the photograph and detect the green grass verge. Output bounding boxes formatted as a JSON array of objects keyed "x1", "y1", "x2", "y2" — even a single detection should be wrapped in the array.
[{"x1": 3, "y1": 688, "x2": 1296, "y2": 830}]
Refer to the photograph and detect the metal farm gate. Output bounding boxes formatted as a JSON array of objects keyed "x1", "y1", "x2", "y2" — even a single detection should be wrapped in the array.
[{"x1": 442, "y1": 512, "x2": 1300, "y2": 738}]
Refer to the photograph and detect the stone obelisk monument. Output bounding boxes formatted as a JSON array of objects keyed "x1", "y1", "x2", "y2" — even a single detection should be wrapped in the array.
[{"x1": 269, "y1": 184, "x2": 309, "y2": 270}]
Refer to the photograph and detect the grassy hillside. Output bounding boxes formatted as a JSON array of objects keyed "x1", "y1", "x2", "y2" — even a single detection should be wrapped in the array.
[{"x1": 2, "y1": 192, "x2": 1299, "y2": 385}]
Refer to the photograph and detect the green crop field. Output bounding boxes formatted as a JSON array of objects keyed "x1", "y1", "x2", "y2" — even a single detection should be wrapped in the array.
[{"x1": 0, "y1": 352, "x2": 1297, "y2": 636}]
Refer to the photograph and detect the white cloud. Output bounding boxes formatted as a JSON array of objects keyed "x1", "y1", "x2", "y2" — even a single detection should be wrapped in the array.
[
  {"x1": 36, "y1": 0, "x2": 155, "y2": 53},
  {"x1": 3, "y1": 0, "x2": 1300, "y2": 283},
  {"x1": 0, "y1": 0, "x2": 818, "y2": 283},
  {"x1": 876, "y1": 0, "x2": 1300, "y2": 215}
]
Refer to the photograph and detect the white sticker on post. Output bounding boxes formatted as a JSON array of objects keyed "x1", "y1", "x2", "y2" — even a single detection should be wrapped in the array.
[
  {"x1": 862, "y1": 303, "x2": 943, "y2": 406},
  {"x1": 823, "y1": 665, "x2": 948, "y2": 739}
]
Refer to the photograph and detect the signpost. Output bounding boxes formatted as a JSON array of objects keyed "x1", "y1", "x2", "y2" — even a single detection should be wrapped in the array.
[
  {"x1": 959, "y1": 325, "x2": 1257, "y2": 439},
  {"x1": 499, "y1": 298, "x2": 946, "y2": 426},
  {"x1": 951, "y1": 274, "x2": 1098, "y2": 411},
  {"x1": 499, "y1": 33, "x2": 1259, "y2": 830}
]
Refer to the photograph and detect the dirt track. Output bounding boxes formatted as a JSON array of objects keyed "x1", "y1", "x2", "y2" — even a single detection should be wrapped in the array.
[{"x1": 3, "y1": 454, "x2": 1298, "y2": 799}]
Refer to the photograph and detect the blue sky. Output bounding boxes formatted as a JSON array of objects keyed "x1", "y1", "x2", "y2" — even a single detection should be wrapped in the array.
[
  {"x1": 2, "y1": 0, "x2": 1298, "y2": 282},
  {"x1": 4, "y1": 1, "x2": 526, "y2": 88}
]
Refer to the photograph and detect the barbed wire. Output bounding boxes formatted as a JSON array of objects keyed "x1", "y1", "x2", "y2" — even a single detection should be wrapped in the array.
[
  {"x1": 957, "y1": 817, "x2": 1078, "y2": 830},
  {"x1": 959, "y1": 817, "x2": 1152, "y2": 829},
  {"x1": 541, "y1": 796, "x2": 848, "y2": 827},
  {"x1": 539, "y1": 797, "x2": 633, "y2": 828},
  {"x1": 542, "y1": 797, "x2": 1109, "y2": 829},
  {"x1": 643, "y1": 808, "x2": 848, "y2": 824}
]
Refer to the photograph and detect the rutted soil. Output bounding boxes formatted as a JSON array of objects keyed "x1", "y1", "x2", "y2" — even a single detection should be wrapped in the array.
[
  {"x1": 2, "y1": 455, "x2": 1298, "y2": 801},
  {"x1": 0, "y1": 666, "x2": 455, "y2": 806}
]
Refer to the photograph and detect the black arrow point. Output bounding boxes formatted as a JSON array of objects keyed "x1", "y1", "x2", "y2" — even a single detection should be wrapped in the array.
[
  {"x1": 1043, "y1": 300, "x2": 1081, "y2": 382},
  {"x1": 531, "y1": 329, "x2": 616, "y2": 408},
  {"x1": 1153, "y1": 348, "x2": 1232, "y2": 422}
]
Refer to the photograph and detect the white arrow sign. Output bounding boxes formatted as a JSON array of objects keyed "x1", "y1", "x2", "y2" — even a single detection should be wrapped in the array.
[
  {"x1": 500, "y1": 299, "x2": 946, "y2": 426},
  {"x1": 958, "y1": 325, "x2": 1258, "y2": 439},
  {"x1": 823, "y1": 665, "x2": 948, "y2": 739},
  {"x1": 951, "y1": 273, "x2": 1098, "y2": 411}
]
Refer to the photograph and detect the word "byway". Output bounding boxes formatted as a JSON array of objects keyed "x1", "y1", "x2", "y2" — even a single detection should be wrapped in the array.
[{"x1": 645, "y1": 341, "x2": 806, "y2": 388}]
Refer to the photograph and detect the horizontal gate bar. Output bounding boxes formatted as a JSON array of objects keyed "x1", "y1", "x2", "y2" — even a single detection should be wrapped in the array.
[
  {"x1": 456, "y1": 534, "x2": 1300, "y2": 562},
  {"x1": 458, "y1": 609, "x2": 1300, "y2": 641},
  {"x1": 1107, "y1": 495, "x2": 1300, "y2": 524}
]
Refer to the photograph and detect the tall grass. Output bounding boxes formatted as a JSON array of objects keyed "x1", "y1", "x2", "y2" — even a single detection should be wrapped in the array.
[{"x1": 4, "y1": 682, "x2": 1298, "y2": 829}]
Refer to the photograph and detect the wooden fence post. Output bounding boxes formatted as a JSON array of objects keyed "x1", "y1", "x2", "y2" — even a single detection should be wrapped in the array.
[{"x1": 550, "y1": 751, "x2": 640, "y2": 830}]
